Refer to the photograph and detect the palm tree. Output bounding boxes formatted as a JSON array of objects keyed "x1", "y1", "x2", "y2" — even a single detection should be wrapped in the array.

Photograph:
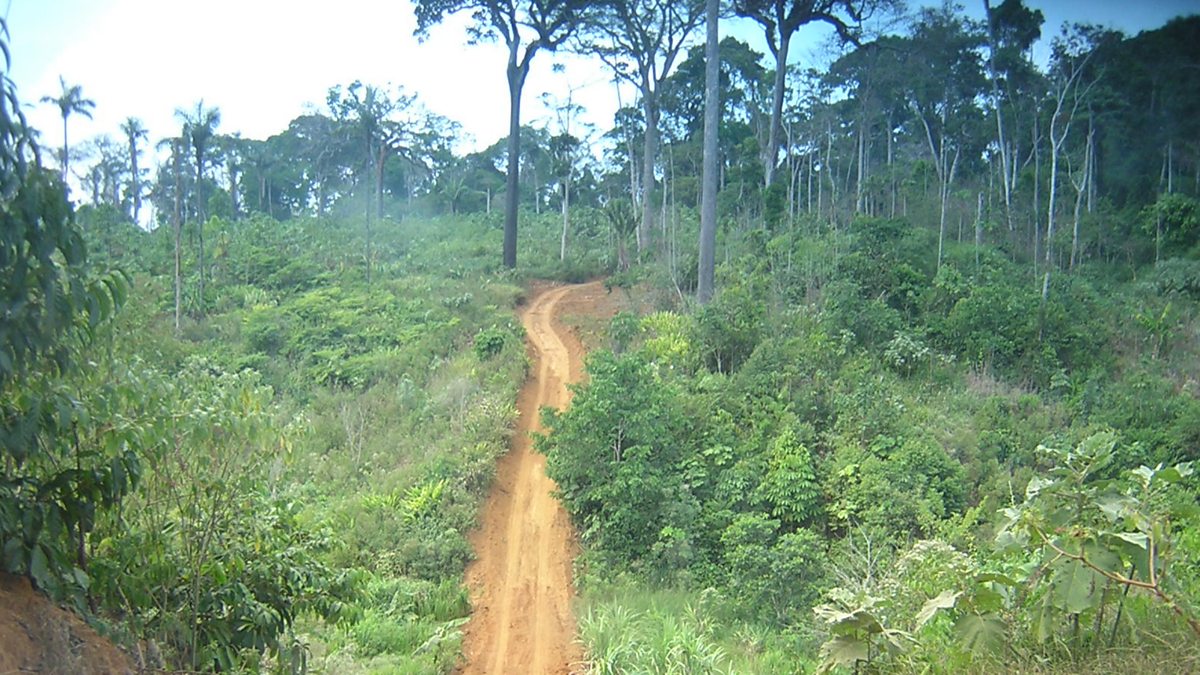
[
  {"x1": 176, "y1": 101, "x2": 220, "y2": 309},
  {"x1": 120, "y1": 117, "x2": 148, "y2": 223},
  {"x1": 328, "y1": 82, "x2": 407, "y2": 284},
  {"x1": 155, "y1": 134, "x2": 187, "y2": 332},
  {"x1": 40, "y1": 76, "x2": 95, "y2": 181}
]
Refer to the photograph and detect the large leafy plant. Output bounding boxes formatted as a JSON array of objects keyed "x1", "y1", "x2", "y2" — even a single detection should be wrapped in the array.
[
  {"x1": 1, "y1": 18, "x2": 131, "y2": 598},
  {"x1": 997, "y1": 432, "x2": 1199, "y2": 641}
]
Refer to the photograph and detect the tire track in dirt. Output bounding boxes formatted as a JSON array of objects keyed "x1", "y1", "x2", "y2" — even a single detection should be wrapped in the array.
[{"x1": 458, "y1": 281, "x2": 603, "y2": 674}]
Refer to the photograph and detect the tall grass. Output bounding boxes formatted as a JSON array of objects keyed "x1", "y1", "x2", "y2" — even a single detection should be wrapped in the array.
[
  {"x1": 579, "y1": 601, "x2": 728, "y2": 675},
  {"x1": 577, "y1": 584, "x2": 813, "y2": 675}
]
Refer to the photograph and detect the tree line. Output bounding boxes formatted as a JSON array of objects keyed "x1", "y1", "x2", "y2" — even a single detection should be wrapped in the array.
[{"x1": 48, "y1": 1, "x2": 1199, "y2": 304}]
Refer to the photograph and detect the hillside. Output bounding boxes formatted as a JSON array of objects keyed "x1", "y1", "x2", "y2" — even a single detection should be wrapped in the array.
[{"x1": 3, "y1": 4, "x2": 1199, "y2": 674}]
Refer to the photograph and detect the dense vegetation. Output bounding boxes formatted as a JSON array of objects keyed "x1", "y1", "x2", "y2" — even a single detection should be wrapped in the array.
[
  {"x1": 3, "y1": 1, "x2": 1200, "y2": 673},
  {"x1": 5, "y1": 17, "x2": 608, "y2": 669}
]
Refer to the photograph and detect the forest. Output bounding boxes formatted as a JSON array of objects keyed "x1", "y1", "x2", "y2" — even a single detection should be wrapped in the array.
[{"x1": 2, "y1": 0, "x2": 1199, "y2": 672}]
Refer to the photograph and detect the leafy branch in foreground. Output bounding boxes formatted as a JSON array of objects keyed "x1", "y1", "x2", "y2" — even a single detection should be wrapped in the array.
[
  {"x1": 813, "y1": 592, "x2": 912, "y2": 674},
  {"x1": 1, "y1": 17, "x2": 132, "y2": 599},
  {"x1": 997, "y1": 432, "x2": 1200, "y2": 640}
]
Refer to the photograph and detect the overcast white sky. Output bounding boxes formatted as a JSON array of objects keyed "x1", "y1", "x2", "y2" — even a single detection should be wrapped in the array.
[{"x1": 4, "y1": 0, "x2": 1197, "y2": 166}]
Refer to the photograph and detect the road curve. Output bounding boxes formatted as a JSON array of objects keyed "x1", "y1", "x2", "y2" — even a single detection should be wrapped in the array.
[{"x1": 458, "y1": 282, "x2": 599, "y2": 674}]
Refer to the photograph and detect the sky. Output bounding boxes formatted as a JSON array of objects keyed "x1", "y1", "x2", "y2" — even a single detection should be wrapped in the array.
[{"x1": 4, "y1": 0, "x2": 1198, "y2": 171}]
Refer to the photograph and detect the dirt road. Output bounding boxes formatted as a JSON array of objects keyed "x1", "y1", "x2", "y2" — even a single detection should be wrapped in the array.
[{"x1": 458, "y1": 281, "x2": 607, "y2": 674}]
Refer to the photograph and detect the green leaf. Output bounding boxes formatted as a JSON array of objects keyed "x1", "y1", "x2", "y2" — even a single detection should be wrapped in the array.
[
  {"x1": 29, "y1": 545, "x2": 50, "y2": 587},
  {"x1": 1095, "y1": 493, "x2": 1136, "y2": 522},
  {"x1": 2, "y1": 539, "x2": 24, "y2": 572},
  {"x1": 974, "y1": 572, "x2": 1019, "y2": 587},
  {"x1": 969, "y1": 587, "x2": 1006, "y2": 614},
  {"x1": 1084, "y1": 541, "x2": 1123, "y2": 575},
  {"x1": 817, "y1": 634, "x2": 868, "y2": 674},
  {"x1": 1052, "y1": 559, "x2": 1100, "y2": 614},
  {"x1": 1034, "y1": 592, "x2": 1056, "y2": 643},
  {"x1": 916, "y1": 590, "x2": 961, "y2": 628},
  {"x1": 954, "y1": 613, "x2": 1006, "y2": 654},
  {"x1": 1132, "y1": 466, "x2": 1155, "y2": 489},
  {"x1": 879, "y1": 628, "x2": 913, "y2": 652},
  {"x1": 1025, "y1": 475, "x2": 1052, "y2": 500},
  {"x1": 1107, "y1": 531, "x2": 1149, "y2": 550}
]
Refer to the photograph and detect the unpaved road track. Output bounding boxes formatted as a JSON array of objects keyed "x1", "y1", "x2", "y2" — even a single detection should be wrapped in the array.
[{"x1": 458, "y1": 282, "x2": 603, "y2": 674}]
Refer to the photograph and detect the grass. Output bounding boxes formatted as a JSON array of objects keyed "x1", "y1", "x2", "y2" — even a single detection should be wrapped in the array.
[{"x1": 577, "y1": 584, "x2": 811, "y2": 675}]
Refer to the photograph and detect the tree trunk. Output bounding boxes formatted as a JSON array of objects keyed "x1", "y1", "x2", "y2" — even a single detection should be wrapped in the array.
[
  {"x1": 195, "y1": 148, "x2": 206, "y2": 311},
  {"x1": 363, "y1": 169, "x2": 373, "y2": 285},
  {"x1": 1032, "y1": 115, "x2": 1041, "y2": 274},
  {"x1": 560, "y1": 176, "x2": 570, "y2": 261},
  {"x1": 808, "y1": 147, "x2": 814, "y2": 215},
  {"x1": 173, "y1": 141, "x2": 183, "y2": 333},
  {"x1": 376, "y1": 145, "x2": 387, "y2": 221},
  {"x1": 1045, "y1": 114, "x2": 1066, "y2": 301},
  {"x1": 975, "y1": 191, "x2": 984, "y2": 267},
  {"x1": 1087, "y1": 122, "x2": 1097, "y2": 212},
  {"x1": 916, "y1": 111, "x2": 956, "y2": 270},
  {"x1": 1070, "y1": 120, "x2": 1093, "y2": 270},
  {"x1": 129, "y1": 138, "x2": 141, "y2": 223},
  {"x1": 785, "y1": 122, "x2": 797, "y2": 221},
  {"x1": 764, "y1": 31, "x2": 792, "y2": 187},
  {"x1": 1046, "y1": 137, "x2": 1059, "y2": 284},
  {"x1": 855, "y1": 115, "x2": 865, "y2": 214},
  {"x1": 938, "y1": 145, "x2": 960, "y2": 270},
  {"x1": 983, "y1": 0, "x2": 1014, "y2": 232},
  {"x1": 697, "y1": 0, "x2": 719, "y2": 305},
  {"x1": 1070, "y1": 165, "x2": 1086, "y2": 271},
  {"x1": 1045, "y1": 71, "x2": 1084, "y2": 297},
  {"x1": 228, "y1": 164, "x2": 240, "y2": 220},
  {"x1": 1167, "y1": 141, "x2": 1174, "y2": 194},
  {"x1": 504, "y1": 43, "x2": 533, "y2": 270},
  {"x1": 639, "y1": 88, "x2": 659, "y2": 259},
  {"x1": 825, "y1": 122, "x2": 836, "y2": 225},
  {"x1": 61, "y1": 115, "x2": 69, "y2": 181},
  {"x1": 888, "y1": 112, "x2": 896, "y2": 218},
  {"x1": 615, "y1": 80, "x2": 640, "y2": 215}
]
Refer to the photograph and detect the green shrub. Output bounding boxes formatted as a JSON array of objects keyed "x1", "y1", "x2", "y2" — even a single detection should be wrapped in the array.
[{"x1": 473, "y1": 326, "x2": 508, "y2": 360}]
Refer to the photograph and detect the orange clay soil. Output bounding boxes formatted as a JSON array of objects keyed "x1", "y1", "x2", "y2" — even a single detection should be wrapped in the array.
[
  {"x1": 0, "y1": 571, "x2": 135, "y2": 674},
  {"x1": 457, "y1": 280, "x2": 626, "y2": 675}
]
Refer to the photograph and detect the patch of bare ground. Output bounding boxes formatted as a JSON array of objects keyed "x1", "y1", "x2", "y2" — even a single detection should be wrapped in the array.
[{"x1": 0, "y1": 571, "x2": 135, "y2": 675}]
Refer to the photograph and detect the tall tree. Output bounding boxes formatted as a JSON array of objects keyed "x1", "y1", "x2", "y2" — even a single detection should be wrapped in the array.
[
  {"x1": 1042, "y1": 26, "x2": 1098, "y2": 297},
  {"x1": 214, "y1": 133, "x2": 244, "y2": 220},
  {"x1": 824, "y1": 36, "x2": 908, "y2": 217},
  {"x1": 281, "y1": 113, "x2": 344, "y2": 215},
  {"x1": 120, "y1": 117, "x2": 148, "y2": 223},
  {"x1": 541, "y1": 89, "x2": 592, "y2": 261},
  {"x1": 81, "y1": 135, "x2": 126, "y2": 208},
  {"x1": 584, "y1": 0, "x2": 705, "y2": 258},
  {"x1": 414, "y1": 0, "x2": 593, "y2": 268},
  {"x1": 328, "y1": 81, "x2": 389, "y2": 280},
  {"x1": 176, "y1": 101, "x2": 221, "y2": 309},
  {"x1": 165, "y1": 136, "x2": 185, "y2": 332},
  {"x1": 732, "y1": 0, "x2": 877, "y2": 187},
  {"x1": 697, "y1": 0, "x2": 719, "y2": 305},
  {"x1": 982, "y1": 0, "x2": 1043, "y2": 233},
  {"x1": 328, "y1": 82, "x2": 445, "y2": 280},
  {"x1": 901, "y1": 6, "x2": 985, "y2": 269},
  {"x1": 40, "y1": 76, "x2": 95, "y2": 182}
]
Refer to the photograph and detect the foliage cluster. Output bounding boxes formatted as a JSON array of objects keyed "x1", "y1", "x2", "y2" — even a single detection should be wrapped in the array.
[
  {"x1": 6, "y1": 151, "x2": 535, "y2": 673},
  {"x1": 542, "y1": 216, "x2": 1200, "y2": 673}
]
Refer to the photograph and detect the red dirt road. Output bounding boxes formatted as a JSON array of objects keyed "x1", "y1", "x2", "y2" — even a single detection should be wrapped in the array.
[{"x1": 458, "y1": 281, "x2": 609, "y2": 674}]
